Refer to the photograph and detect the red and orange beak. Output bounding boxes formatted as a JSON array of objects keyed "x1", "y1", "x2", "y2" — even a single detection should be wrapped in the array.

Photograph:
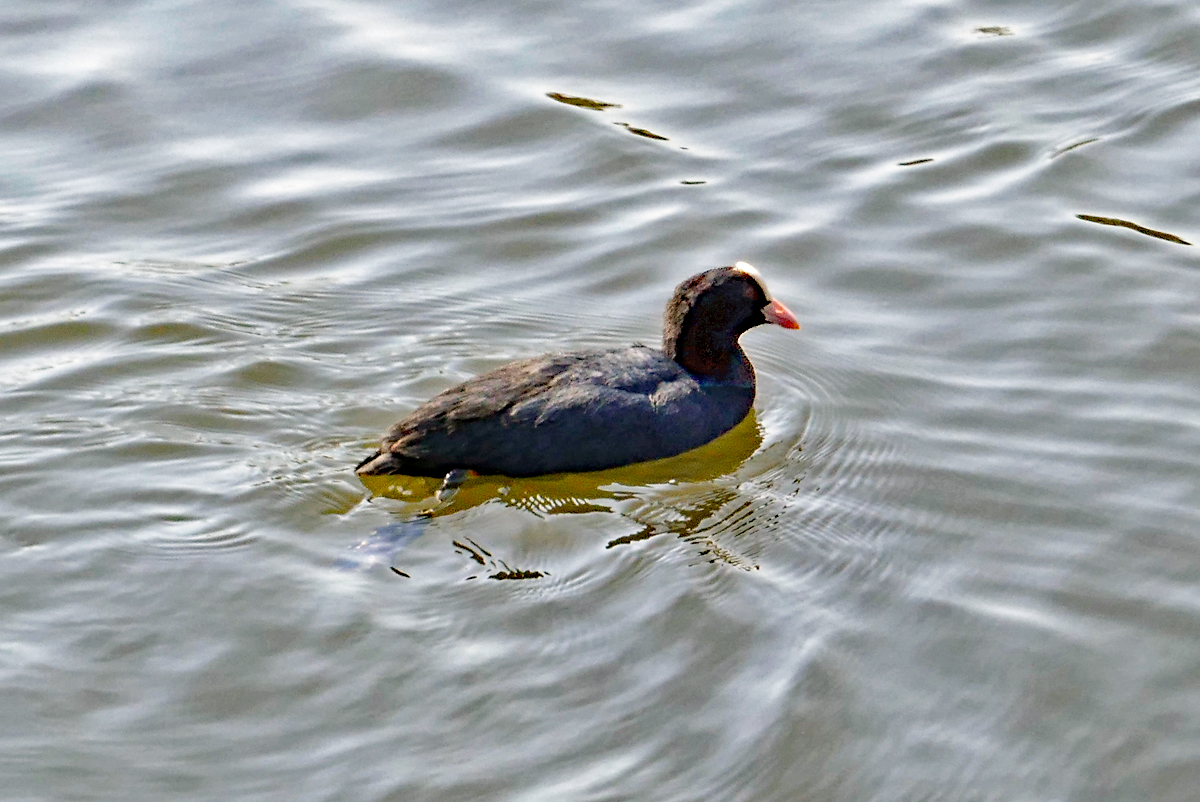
[{"x1": 763, "y1": 298, "x2": 800, "y2": 329}]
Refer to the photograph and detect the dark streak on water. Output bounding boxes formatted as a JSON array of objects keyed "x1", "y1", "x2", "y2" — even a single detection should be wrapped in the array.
[{"x1": 1077, "y1": 213, "x2": 1191, "y2": 245}]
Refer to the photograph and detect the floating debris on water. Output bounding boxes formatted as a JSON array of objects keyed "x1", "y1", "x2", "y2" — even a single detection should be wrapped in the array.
[
  {"x1": 1077, "y1": 214, "x2": 1191, "y2": 245},
  {"x1": 546, "y1": 92, "x2": 620, "y2": 111},
  {"x1": 898, "y1": 158, "x2": 934, "y2": 166},
  {"x1": 975, "y1": 26, "x2": 1014, "y2": 36},
  {"x1": 1050, "y1": 138, "x2": 1100, "y2": 158},
  {"x1": 615, "y1": 122, "x2": 669, "y2": 140}
]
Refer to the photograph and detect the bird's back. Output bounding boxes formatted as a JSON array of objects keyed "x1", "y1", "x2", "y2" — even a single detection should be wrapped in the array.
[{"x1": 356, "y1": 346, "x2": 754, "y2": 477}]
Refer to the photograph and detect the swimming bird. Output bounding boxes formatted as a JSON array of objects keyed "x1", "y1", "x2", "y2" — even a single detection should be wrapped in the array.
[{"x1": 356, "y1": 262, "x2": 799, "y2": 486}]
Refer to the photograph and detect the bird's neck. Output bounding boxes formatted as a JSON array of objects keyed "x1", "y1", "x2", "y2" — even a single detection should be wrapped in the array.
[{"x1": 666, "y1": 328, "x2": 755, "y2": 385}]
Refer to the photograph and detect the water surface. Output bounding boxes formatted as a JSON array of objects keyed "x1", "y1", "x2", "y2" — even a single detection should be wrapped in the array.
[{"x1": 3, "y1": 0, "x2": 1200, "y2": 799}]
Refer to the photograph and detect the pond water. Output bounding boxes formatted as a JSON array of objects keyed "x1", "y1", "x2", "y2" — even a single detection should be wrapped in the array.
[{"x1": 3, "y1": 0, "x2": 1200, "y2": 799}]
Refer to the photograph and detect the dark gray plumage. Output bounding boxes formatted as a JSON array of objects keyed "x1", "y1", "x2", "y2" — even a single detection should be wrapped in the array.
[{"x1": 356, "y1": 263, "x2": 798, "y2": 478}]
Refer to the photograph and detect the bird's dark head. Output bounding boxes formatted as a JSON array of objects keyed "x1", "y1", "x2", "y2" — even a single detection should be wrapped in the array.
[{"x1": 663, "y1": 262, "x2": 799, "y2": 380}]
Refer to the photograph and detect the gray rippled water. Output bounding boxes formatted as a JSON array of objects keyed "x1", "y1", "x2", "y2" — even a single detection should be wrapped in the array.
[{"x1": 3, "y1": 0, "x2": 1200, "y2": 800}]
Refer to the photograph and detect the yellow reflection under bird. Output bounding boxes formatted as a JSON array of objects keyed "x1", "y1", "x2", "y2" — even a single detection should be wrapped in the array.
[{"x1": 359, "y1": 411, "x2": 763, "y2": 518}]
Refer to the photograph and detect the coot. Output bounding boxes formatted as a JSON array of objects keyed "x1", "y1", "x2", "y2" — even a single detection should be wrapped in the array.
[{"x1": 356, "y1": 262, "x2": 799, "y2": 480}]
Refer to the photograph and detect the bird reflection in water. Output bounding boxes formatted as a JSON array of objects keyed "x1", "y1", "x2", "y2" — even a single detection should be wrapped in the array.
[{"x1": 347, "y1": 412, "x2": 765, "y2": 577}]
